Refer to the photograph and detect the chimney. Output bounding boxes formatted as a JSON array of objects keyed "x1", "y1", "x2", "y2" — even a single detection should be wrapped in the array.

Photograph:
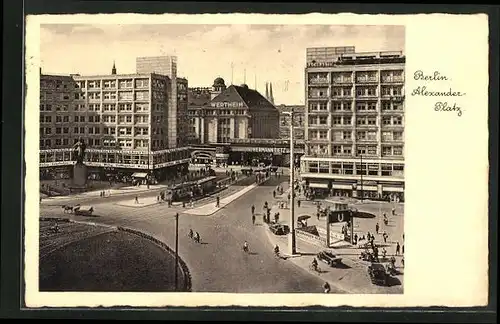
[{"x1": 269, "y1": 82, "x2": 274, "y2": 104}]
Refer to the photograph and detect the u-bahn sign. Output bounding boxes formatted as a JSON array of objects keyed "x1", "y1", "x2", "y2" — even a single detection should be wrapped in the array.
[{"x1": 328, "y1": 210, "x2": 353, "y2": 224}]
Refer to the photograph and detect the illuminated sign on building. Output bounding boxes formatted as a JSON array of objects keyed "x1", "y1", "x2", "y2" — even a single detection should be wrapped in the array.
[{"x1": 211, "y1": 102, "x2": 245, "y2": 108}]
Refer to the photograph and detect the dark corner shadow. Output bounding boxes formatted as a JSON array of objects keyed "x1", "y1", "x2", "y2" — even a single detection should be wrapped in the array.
[
  {"x1": 386, "y1": 275, "x2": 402, "y2": 287},
  {"x1": 333, "y1": 262, "x2": 351, "y2": 269}
]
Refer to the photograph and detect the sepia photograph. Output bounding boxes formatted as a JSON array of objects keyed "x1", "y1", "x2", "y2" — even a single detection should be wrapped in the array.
[
  {"x1": 36, "y1": 23, "x2": 405, "y2": 295},
  {"x1": 24, "y1": 13, "x2": 489, "y2": 309}
]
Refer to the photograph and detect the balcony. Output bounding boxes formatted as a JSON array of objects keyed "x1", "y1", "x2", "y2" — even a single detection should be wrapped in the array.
[
  {"x1": 308, "y1": 78, "x2": 329, "y2": 85},
  {"x1": 356, "y1": 77, "x2": 378, "y2": 84}
]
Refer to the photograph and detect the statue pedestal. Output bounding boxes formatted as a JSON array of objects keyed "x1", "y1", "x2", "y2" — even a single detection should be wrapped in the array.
[{"x1": 72, "y1": 162, "x2": 88, "y2": 189}]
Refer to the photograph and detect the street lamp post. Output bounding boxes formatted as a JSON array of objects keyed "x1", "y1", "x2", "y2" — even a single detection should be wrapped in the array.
[
  {"x1": 360, "y1": 154, "x2": 363, "y2": 202},
  {"x1": 174, "y1": 212, "x2": 179, "y2": 291},
  {"x1": 284, "y1": 111, "x2": 297, "y2": 255}
]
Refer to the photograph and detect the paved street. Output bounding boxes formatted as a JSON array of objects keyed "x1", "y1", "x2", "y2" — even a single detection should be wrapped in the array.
[{"x1": 40, "y1": 175, "x2": 333, "y2": 293}]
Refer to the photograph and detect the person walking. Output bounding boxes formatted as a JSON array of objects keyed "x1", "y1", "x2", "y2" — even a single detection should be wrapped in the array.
[
  {"x1": 297, "y1": 199, "x2": 301, "y2": 207},
  {"x1": 216, "y1": 196, "x2": 220, "y2": 208},
  {"x1": 323, "y1": 282, "x2": 331, "y2": 294},
  {"x1": 273, "y1": 190, "x2": 276, "y2": 198},
  {"x1": 252, "y1": 214, "x2": 256, "y2": 225},
  {"x1": 395, "y1": 242, "x2": 401, "y2": 255},
  {"x1": 251, "y1": 204, "x2": 255, "y2": 215},
  {"x1": 135, "y1": 195, "x2": 139, "y2": 204},
  {"x1": 375, "y1": 222, "x2": 379, "y2": 234}
]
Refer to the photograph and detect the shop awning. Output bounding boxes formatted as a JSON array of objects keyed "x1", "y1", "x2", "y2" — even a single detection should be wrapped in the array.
[
  {"x1": 309, "y1": 182, "x2": 329, "y2": 189},
  {"x1": 131, "y1": 172, "x2": 148, "y2": 178}
]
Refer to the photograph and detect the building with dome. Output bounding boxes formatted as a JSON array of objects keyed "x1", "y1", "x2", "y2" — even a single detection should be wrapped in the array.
[{"x1": 187, "y1": 77, "x2": 280, "y2": 164}]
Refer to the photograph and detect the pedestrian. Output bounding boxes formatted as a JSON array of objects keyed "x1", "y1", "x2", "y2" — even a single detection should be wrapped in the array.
[
  {"x1": 354, "y1": 233, "x2": 358, "y2": 244},
  {"x1": 135, "y1": 195, "x2": 139, "y2": 204},
  {"x1": 297, "y1": 199, "x2": 301, "y2": 207},
  {"x1": 251, "y1": 204, "x2": 255, "y2": 215},
  {"x1": 392, "y1": 207, "x2": 395, "y2": 216},
  {"x1": 323, "y1": 282, "x2": 331, "y2": 294},
  {"x1": 100, "y1": 191, "x2": 103, "y2": 198},
  {"x1": 252, "y1": 214, "x2": 256, "y2": 225},
  {"x1": 375, "y1": 222, "x2": 379, "y2": 234},
  {"x1": 274, "y1": 212, "x2": 279, "y2": 224},
  {"x1": 383, "y1": 232, "x2": 388, "y2": 243},
  {"x1": 395, "y1": 242, "x2": 401, "y2": 255},
  {"x1": 382, "y1": 248, "x2": 387, "y2": 259},
  {"x1": 216, "y1": 196, "x2": 220, "y2": 208},
  {"x1": 402, "y1": 244, "x2": 404, "y2": 255},
  {"x1": 317, "y1": 212, "x2": 320, "y2": 220},
  {"x1": 287, "y1": 193, "x2": 290, "y2": 200},
  {"x1": 273, "y1": 190, "x2": 276, "y2": 198},
  {"x1": 157, "y1": 195, "x2": 160, "y2": 202}
]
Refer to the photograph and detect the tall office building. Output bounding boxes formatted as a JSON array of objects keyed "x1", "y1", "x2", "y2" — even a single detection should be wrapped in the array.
[
  {"x1": 39, "y1": 69, "x2": 191, "y2": 180},
  {"x1": 136, "y1": 56, "x2": 184, "y2": 148},
  {"x1": 301, "y1": 47, "x2": 405, "y2": 202}
]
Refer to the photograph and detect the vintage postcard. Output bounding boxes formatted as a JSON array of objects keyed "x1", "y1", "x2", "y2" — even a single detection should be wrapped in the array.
[{"x1": 24, "y1": 13, "x2": 489, "y2": 308}]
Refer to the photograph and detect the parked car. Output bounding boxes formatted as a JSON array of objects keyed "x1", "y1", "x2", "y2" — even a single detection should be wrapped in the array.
[
  {"x1": 368, "y1": 262, "x2": 389, "y2": 286},
  {"x1": 269, "y1": 224, "x2": 290, "y2": 235},
  {"x1": 74, "y1": 205, "x2": 94, "y2": 216},
  {"x1": 317, "y1": 250, "x2": 343, "y2": 267}
]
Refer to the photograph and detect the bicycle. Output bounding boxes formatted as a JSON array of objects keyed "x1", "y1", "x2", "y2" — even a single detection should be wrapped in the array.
[{"x1": 309, "y1": 263, "x2": 321, "y2": 274}]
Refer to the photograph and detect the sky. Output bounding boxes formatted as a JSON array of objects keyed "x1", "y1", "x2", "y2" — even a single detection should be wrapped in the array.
[{"x1": 40, "y1": 24, "x2": 405, "y2": 105}]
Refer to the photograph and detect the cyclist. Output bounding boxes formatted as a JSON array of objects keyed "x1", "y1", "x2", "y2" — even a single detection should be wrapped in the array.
[
  {"x1": 311, "y1": 258, "x2": 319, "y2": 271},
  {"x1": 323, "y1": 282, "x2": 331, "y2": 293},
  {"x1": 188, "y1": 229, "x2": 193, "y2": 239},
  {"x1": 274, "y1": 244, "x2": 280, "y2": 257},
  {"x1": 243, "y1": 241, "x2": 249, "y2": 253}
]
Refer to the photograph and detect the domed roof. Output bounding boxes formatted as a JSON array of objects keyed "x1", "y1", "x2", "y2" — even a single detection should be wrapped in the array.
[{"x1": 213, "y1": 77, "x2": 225, "y2": 87}]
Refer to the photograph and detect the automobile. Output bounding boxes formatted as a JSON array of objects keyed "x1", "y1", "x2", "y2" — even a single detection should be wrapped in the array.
[
  {"x1": 368, "y1": 262, "x2": 389, "y2": 286},
  {"x1": 317, "y1": 250, "x2": 343, "y2": 267},
  {"x1": 269, "y1": 224, "x2": 290, "y2": 235},
  {"x1": 73, "y1": 205, "x2": 94, "y2": 216}
]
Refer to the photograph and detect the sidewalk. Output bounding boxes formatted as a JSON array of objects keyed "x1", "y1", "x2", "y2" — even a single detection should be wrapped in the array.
[
  {"x1": 41, "y1": 184, "x2": 170, "y2": 203},
  {"x1": 183, "y1": 183, "x2": 259, "y2": 216},
  {"x1": 260, "y1": 179, "x2": 404, "y2": 294}
]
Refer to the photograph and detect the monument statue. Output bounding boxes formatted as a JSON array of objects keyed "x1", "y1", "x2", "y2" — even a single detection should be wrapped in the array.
[
  {"x1": 72, "y1": 138, "x2": 87, "y2": 164},
  {"x1": 71, "y1": 138, "x2": 88, "y2": 189}
]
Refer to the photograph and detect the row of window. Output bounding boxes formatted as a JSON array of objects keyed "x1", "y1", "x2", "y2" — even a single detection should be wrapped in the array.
[
  {"x1": 74, "y1": 79, "x2": 150, "y2": 89},
  {"x1": 39, "y1": 138, "x2": 172, "y2": 150},
  {"x1": 303, "y1": 160, "x2": 404, "y2": 176},
  {"x1": 308, "y1": 101, "x2": 404, "y2": 112},
  {"x1": 307, "y1": 144, "x2": 404, "y2": 156},
  {"x1": 310, "y1": 86, "x2": 404, "y2": 98},
  {"x1": 40, "y1": 126, "x2": 155, "y2": 136},
  {"x1": 308, "y1": 71, "x2": 404, "y2": 84},
  {"x1": 308, "y1": 115, "x2": 403, "y2": 126},
  {"x1": 310, "y1": 130, "x2": 403, "y2": 141}
]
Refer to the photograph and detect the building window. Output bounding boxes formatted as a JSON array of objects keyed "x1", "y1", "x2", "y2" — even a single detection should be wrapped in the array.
[
  {"x1": 319, "y1": 116, "x2": 327, "y2": 125},
  {"x1": 118, "y1": 91, "x2": 133, "y2": 101},
  {"x1": 357, "y1": 146, "x2": 366, "y2": 155},
  {"x1": 119, "y1": 103, "x2": 133, "y2": 112},
  {"x1": 368, "y1": 102, "x2": 377, "y2": 110},
  {"x1": 55, "y1": 139, "x2": 62, "y2": 146},
  {"x1": 342, "y1": 87, "x2": 351, "y2": 96},
  {"x1": 135, "y1": 79, "x2": 149, "y2": 88},
  {"x1": 332, "y1": 88, "x2": 342, "y2": 96},
  {"x1": 382, "y1": 102, "x2": 391, "y2": 110},
  {"x1": 382, "y1": 146, "x2": 392, "y2": 156},
  {"x1": 103, "y1": 80, "x2": 117, "y2": 88},
  {"x1": 382, "y1": 87, "x2": 391, "y2": 96},
  {"x1": 333, "y1": 145, "x2": 342, "y2": 154},
  {"x1": 103, "y1": 92, "x2": 117, "y2": 100},
  {"x1": 393, "y1": 131, "x2": 403, "y2": 140},
  {"x1": 319, "y1": 102, "x2": 327, "y2": 111},
  {"x1": 88, "y1": 92, "x2": 101, "y2": 100},
  {"x1": 393, "y1": 116, "x2": 403, "y2": 125},
  {"x1": 63, "y1": 138, "x2": 69, "y2": 146},
  {"x1": 382, "y1": 117, "x2": 392, "y2": 125},
  {"x1": 357, "y1": 131, "x2": 366, "y2": 140},
  {"x1": 55, "y1": 116, "x2": 62, "y2": 123},
  {"x1": 356, "y1": 103, "x2": 366, "y2": 111},
  {"x1": 135, "y1": 103, "x2": 149, "y2": 112},
  {"x1": 343, "y1": 131, "x2": 351, "y2": 140},
  {"x1": 367, "y1": 87, "x2": 376, "y2": 96},
  {"x1": 367, "y1": 117, "x2": 376, "y2": 125},
  {"x1": 63, "y1": 127, "x2": 69, "y2": 134},
  {"x1": 333, "y1": 117, "x2": 342, "y2": 125},
  {"x1": 318, "y1": 130, "x2": 328, "y2": 139},
  {"x1": 135, "y1": 91, "x2": 149, "y2": 101},
  {"x1": 393, "y1": 146, "x2": 403, "y2": 155},
  {"x1": 367, "y1": 146, "x2": 377, "y2": 155},
  {"x1": 119, "y1": 79, "x2": 133, "y2": 89},
  {"x1": 55, "y1": 127, "x2": 61, "y2": 134},
  {"x1": 333, "y1": 102, "x2": 342, "y2": 111},
  {"x1": 343, "y1": 147, "x2": 352, "y2": 155},
  {"x1": 357, "y1": 117, "x2": 366, "y2": 126},
  {"x1": 381, "y1": 164, "x2": 393, "y2": 176}
]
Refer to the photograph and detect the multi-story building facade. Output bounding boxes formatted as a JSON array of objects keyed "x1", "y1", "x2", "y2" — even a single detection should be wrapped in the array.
[
  {"x1": 276, "y1": 104, "x2": 305, "y2": 140},
  {"x1": 300, "y1": 47, "x2": 405, "y2": 202},
  {"x1": 187, "y1": 87, "x2": 212, "y2": 144},
  {"x1": 39, "y1": 68, "x2": 191, "y2": 181}
]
